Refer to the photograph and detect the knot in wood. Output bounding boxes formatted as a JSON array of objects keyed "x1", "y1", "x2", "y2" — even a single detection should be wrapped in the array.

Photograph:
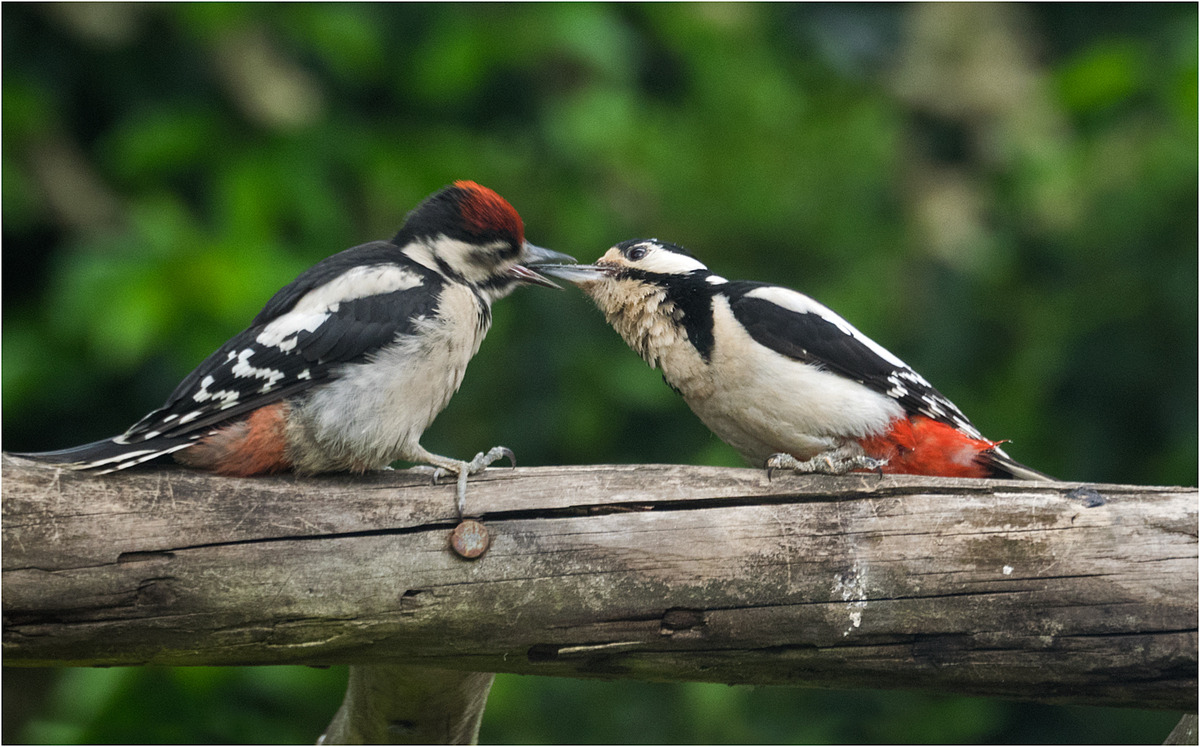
[
  {"x1": 660, "y1": 607, "x2": 706, "y2": 636},
  {"x1": 135, "y1": 578, "x2": 177, "y2": 608}
]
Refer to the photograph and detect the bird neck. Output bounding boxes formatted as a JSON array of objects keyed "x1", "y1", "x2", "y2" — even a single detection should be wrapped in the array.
[{"x1": 586, "y1": 278, "x2": 695, "y2": 372}]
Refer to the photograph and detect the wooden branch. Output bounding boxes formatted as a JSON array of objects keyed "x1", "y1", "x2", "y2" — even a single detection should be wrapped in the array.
[
  {"x1": 3, "y1": 454, "x2": 1195, "y2": 711},
  {"x1": 1166, "y1": 714, "x2": 1199, "y2": 745},
  {"x1": 320, "y1": 666, "x2": 494, "y2": 745}
]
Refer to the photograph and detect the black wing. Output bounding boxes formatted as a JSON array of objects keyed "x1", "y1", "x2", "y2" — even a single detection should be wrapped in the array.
[
  {"x1": 121, "y1": 247, "x2": 444, "y2": 443},
  {"x1": 723, "y1": 281, "x2": 983, "y2": 438},
  {"x1": 21, "y1": 242, "x2": 446, "y2": 470},
  {"x1": 248, "y1": 241, "x2": 422, "y2": 325}
]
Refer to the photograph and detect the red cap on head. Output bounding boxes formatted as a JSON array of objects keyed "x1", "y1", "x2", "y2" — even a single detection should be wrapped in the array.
[{"x1": 453, "y1": 180, "x2": 524, "y2": 244}]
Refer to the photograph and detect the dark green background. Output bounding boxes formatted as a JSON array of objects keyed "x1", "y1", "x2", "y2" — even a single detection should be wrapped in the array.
[{"x1": 3, "y1": 3, "x2": 1195, "y2": 743}]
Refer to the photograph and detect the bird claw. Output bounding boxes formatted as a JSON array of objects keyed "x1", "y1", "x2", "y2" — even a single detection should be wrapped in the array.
[
  {"x1": 765, "y1": 452, "x2": 887, "y2": 480},
  {"x1": 410, "y1": 447, "x2": 517, "y2": 518},
  {"x1": 468, "y1": 446, "x2": 515, "y2": 473},
  {"x1": 455, "y1": 446, "x2": 515, "y2": 517}
]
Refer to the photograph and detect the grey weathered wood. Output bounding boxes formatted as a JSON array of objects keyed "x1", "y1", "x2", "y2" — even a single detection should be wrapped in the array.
[
  {"x1": 2, "y1": 454, "x2": 1196, "y2": 711},
  {"x1": 1165, "y1": 714, "x2": 1199, "y2": 745}
]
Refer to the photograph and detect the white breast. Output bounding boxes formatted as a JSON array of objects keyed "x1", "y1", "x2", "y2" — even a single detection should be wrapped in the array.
[
  {"x1": 681, "y1": 296, "x2": 903, "y2": 465},
  {"x1": 289, "y1": 284, "x2": 489, "y2": 471}
]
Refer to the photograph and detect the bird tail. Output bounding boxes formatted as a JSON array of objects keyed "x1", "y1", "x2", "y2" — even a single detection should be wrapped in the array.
[
  {"x1": 980, "y1": 446, "x2": 1056, "y2": 481},
  {"x1": 12, "y1": 436, "x2": 199, "y2": 474}
]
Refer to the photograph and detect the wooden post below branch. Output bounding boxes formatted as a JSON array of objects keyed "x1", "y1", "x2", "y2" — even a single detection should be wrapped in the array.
[{"x1": 2, "y1": 455, "x2": 1196, "y2": 711}]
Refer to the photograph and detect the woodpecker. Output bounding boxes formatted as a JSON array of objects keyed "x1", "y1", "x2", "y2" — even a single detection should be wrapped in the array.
[
  {"x1": 20, "y1": 181, "x2": 575, "y2": 510},
  {"x1": 541, "y1": 238, "x2": 1048, "y2": 480}
]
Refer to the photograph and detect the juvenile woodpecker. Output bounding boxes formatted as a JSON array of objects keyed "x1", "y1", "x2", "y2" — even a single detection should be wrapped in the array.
[
  {"x1": 20, "y1": 181, "x2": 574, "y2": 509},
  {"x1": 541, "y1": 239, "x2": 1047, "y2": 480}
]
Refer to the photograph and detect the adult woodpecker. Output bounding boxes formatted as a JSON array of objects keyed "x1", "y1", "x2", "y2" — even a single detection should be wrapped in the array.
[
  {"x1": 19, "y1": 181, "x2": 575, "y2": 510},
  {"x1": 541, "y1": 238, "x2": 1048, "y2": 480}
]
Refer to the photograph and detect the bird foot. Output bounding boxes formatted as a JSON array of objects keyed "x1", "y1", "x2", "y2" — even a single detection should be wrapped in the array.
[
  {"x1": 765, "y1": 452, "x2": 887, "y2": 480},
  {"x1": 413, "y1": 446, "x2": 515, "y2": 517}
]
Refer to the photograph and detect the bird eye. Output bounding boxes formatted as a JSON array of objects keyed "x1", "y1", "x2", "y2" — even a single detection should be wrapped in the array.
[{"x1": 627, "y1": 246, "x2": 648, "y2": 261}]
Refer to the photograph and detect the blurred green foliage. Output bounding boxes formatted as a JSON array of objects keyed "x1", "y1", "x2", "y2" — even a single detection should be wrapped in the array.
[{"x1": 2, "y1": 3, "x2": 1194, "y2": 744}]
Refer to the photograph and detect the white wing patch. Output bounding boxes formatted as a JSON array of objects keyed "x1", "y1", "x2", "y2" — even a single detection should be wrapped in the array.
[
  {"x1": 257, "y1": 264, "x2": 423, "y2": 351},
  {"x1": 256, "y1": 310, "x2": 330, "y2": 351},
  {"x1": 888, "y1": 364, "x2": 981, "y2": 438},
  {"x1": 230, "y1": 348, "x2": 286, "y2": 392},
  {"x1": 744, "y1": 285, "x2": 910, "y2": 369},
  {"x1": 886, "y1": 368, "x2": 934, "y2": 398},
  {"x1": 192, "y1": 373, "x2": 241, "y2": 409}
]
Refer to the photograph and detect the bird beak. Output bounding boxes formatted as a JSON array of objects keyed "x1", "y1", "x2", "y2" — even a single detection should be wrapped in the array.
[
  {"x1": 510, "y1": 242, "x2": 577, "y2": 289},
  {"x1": 534, "y1": 263, "x2": 613, "y2": 286}
]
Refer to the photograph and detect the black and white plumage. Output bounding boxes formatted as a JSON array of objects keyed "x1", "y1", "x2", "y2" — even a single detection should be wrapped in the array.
[
  {"x1": 21, "y1": 181, "x2": 574, "y2": 507},
  {"x1": 542, "y1": 238, "x2": 1048, "y2": 480}
]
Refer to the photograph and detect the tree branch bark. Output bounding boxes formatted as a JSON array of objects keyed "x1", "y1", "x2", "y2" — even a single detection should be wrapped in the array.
[
  {"x1": 3, "y1": 454, "x2": 1196, "y2": 712},
  {"x1": 319, "y1": 666, "x2": 493, "y2": 745},
  {"x1": 1165, "y1": 714, "x2": 1199, "y2": 745}
]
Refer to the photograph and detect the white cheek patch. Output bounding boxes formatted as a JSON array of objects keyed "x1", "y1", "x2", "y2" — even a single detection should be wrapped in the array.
[
  {"x1": 636, "y1": 244, "x2": 709, "y2": 275},
  {"x1": 744, "y1": 285, "x2": 910, "y2": 370},
  {"x1": 407, "y1": 236, "x2": 512, "y2": 284}
]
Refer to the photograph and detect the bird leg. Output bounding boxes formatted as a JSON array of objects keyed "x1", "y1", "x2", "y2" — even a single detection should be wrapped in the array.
[
  {"x1": 765, "y1": 447, "x2": 886, "y2": 480},
  {"x1": 408, "y1": 445, "x2": 516, "y2": 517}
]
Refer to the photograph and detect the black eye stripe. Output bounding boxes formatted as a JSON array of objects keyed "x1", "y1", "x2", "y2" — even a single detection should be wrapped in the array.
[{"x1": 474, "y1": 244, "x2": 517, "y2": 265}]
